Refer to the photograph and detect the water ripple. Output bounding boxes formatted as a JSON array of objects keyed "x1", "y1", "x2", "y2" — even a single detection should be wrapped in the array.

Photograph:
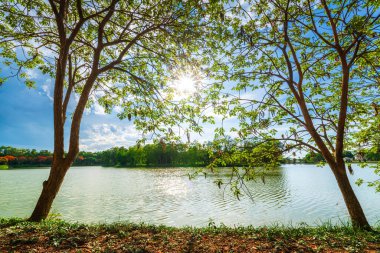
[{"x1": 0, "y1": 165, "x2": 379, "y2": 226}]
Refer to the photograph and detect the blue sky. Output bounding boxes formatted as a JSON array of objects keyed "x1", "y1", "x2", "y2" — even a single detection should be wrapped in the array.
[
  {"x1": 0, "y1": 69, "x2": 147, "y2": 151},
  {"x1": 0, "y1": 78, "x2": 54, "y2": 150},
  {"x1": 0, "y1": 68, "x2": 237, "y2": 152},
  {"x1": 0, "y1": 68, "x2": 294, "y2": 155}
]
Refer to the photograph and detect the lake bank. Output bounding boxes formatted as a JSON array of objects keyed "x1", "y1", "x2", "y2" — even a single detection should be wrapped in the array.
[
  {"x1": 4, "y1": 161, "x2": 379, "y2": 169},
  {"x1": 1, "y1": 218, "x2": 379, "y2": 252},
  {"x1": 1, "y1": 166, "x2": 380, "y2": 227}
]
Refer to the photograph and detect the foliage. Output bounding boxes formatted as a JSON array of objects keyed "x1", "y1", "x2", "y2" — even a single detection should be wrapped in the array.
[
  {"x1": 200, "y1": 0, "x2": 380, "y2": 227},
  {"x1": 188, "y1": 138, "x2": 283, "y2": 199},
  {"x1": 96, "y1": 141, "x2": 212, "y2": 167},
  {"x1": 353, "y1": 114, "x2": 380, "y2": 191},
  {"x1": 301, "y1": 150, "x2": 360, "y2": 164},
  {"x1": 0, "y1": 140, "x2": 283, "y2": 168},
  {"x1": 0, "y1": 0, "x2": 218, "y2": 145},
  {"x1": 302, "y1": 152, "x2": 325, "y2": 164},
  {"x1": 372, "y1": 164, "x2": 380, "y2": 192},
  {"x1": 356, "y1": 163, "x2": 380, "y2": 193},
  {"x1": 204, "y1": 0, "x2": 380, "y2": 164},
  {"x1": 0, "y1": 146, "x2": 53, "y2": 166},
  {"x1": 0, "y1": 0, "x2": 223, "y2": 220},
  {"x1": 0, "y1": 157, "x2": 7, "y2": 165},
  {"x1": 0, "y1": 218, "x2": 379, "y2": 252}
]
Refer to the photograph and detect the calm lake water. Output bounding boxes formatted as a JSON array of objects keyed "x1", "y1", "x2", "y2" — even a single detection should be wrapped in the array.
[{"x1": 0, "y1": 165, "x2": 379, "y2": 227}]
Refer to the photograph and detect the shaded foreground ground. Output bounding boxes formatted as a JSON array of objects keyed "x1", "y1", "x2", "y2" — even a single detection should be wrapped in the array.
[{"x1": 0, "y1": 219, "x2": 379, "y2": 252}]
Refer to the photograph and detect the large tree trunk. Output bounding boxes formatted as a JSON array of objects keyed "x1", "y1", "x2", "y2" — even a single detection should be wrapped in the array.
[
  {"x1": 28, "y1": 45, "x2": 71, "y2": 222},
  {"x1": 28, "y1": 60, "x2": 95, "y2": 222},
  {"x1": 28, "y1": 162, "x2": 71, "y2": 221},
  {"x1": 331, "y1": 162, "x2": 371, "y2": 230}
]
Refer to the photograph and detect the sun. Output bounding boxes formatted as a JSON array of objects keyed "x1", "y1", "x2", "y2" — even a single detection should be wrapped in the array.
[{"x1": 172, "y1": 73, "x2": 198, "y2": 100}]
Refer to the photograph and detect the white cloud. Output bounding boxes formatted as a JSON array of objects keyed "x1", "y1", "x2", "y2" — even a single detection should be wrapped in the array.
[
  {"x1": 25, "y1": 68, "x2": 39, "y2": 79},
  {"x1": 92, "y1": 102, "x2": 106, "y2": 115},
  {"x1": 40, "y1": 78, "x2": 53, "y2": 101},
  {"x1": 79, "y1": 123, "x2": 140, "y2": 151},
  {"x1": 114, "y1": 105, "x2": 123, "y2": 113}
]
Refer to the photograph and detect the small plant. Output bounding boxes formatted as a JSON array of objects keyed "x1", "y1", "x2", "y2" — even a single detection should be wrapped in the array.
[{"x1": 0, "y1": 218, "x2": 379, "y2": 252}]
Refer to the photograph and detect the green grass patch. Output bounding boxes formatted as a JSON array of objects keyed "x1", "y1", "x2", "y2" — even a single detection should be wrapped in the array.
[
  {"x1": 0, "y1": 165, "x2": 8, "y2": 170},
  {"x1": 0, "y1": 218, "x2": 379, "y2": 252}
]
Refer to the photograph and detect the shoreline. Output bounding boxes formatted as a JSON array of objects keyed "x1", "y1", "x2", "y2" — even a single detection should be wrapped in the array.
[
  {"x1": 2, "y1": 161, "x2": 379, "y2": 170},
  {"x1": 1, "y1": 218, "x2": 379, "y2": 252}
]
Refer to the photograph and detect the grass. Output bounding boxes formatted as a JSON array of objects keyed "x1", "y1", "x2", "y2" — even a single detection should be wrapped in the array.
[
  {"x1": 0, "y1": 164, "x2": 8, "y2": 170},
  {"x1": 0, "y1": 218, "x2": 379, "y2": 252}
]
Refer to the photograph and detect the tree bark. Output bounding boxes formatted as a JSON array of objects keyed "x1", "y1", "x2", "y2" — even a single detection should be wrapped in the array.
[
  {"x1": 28, "y1": 161, "x2": 72, "y2": 221},
  {"x1": 331, "y1": 162, "x2": 371, "y2": 230},
  {"x1": 27, "y1": 0, "x2": 113, "y2": 222}
]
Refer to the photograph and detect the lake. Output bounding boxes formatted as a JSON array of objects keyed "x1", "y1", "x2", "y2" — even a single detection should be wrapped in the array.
[{"x1": 0, "y1": 164, "x2": 379, "y2": 227}]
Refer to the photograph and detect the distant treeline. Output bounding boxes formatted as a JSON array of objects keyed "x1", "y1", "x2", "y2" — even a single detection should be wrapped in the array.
[
  {"x1": 294, "y1": 150, "x2": 380, "y2": 164},
  {"x1": 0, "y1": 142, "x2": 212, "y2": 167},
  {"x1": 0, "y1": 139, "x2": 284, "y2": 168},
  {"x1": 2, "y1": 142, "x2": 377, "y2": 168},
  {"x1": 0, "y1": 148, "x2": 52, "y2": 167},
  {"x1": 80, "y1": 142, "x2": 212, "y2": 167}
]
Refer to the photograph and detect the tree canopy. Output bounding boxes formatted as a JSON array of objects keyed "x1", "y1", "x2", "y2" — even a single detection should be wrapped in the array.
[
  {"x1": 0, "y1": 0, "x2": 215, "y2": 146},
  {"x1": 0, "y1": 0, "x2": 223, "y2": 221},
  {"x1": 201, "y1": 0, "x2": 380, "y2": 229},
  {"x1": 1, "y1": 0, "x2": 380, "y2": 228},
  {"x1": 205, "y1": 0, "x2": 380, "y2": 158}
]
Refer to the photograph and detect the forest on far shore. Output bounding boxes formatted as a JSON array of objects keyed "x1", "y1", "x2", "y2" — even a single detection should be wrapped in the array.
[{"x1": 1, "y1": 141, "x2": 379, "y2": 168}]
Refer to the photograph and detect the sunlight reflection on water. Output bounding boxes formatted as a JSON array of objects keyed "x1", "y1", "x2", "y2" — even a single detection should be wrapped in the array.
[{"x1": 0, "y1": 164, "x2": 379, "y2": 227}]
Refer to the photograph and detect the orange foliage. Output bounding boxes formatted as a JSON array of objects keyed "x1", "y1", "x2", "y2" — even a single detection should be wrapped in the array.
[
  {"x1": 17, "y1": 156, "x2": 27, "y2": 161},
  {"x1": 3, "y1": 155, "x2": 16, "y2": 161},
  {"x1": 37, "y1": 156, "x2": 48, "y2": 162}
]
